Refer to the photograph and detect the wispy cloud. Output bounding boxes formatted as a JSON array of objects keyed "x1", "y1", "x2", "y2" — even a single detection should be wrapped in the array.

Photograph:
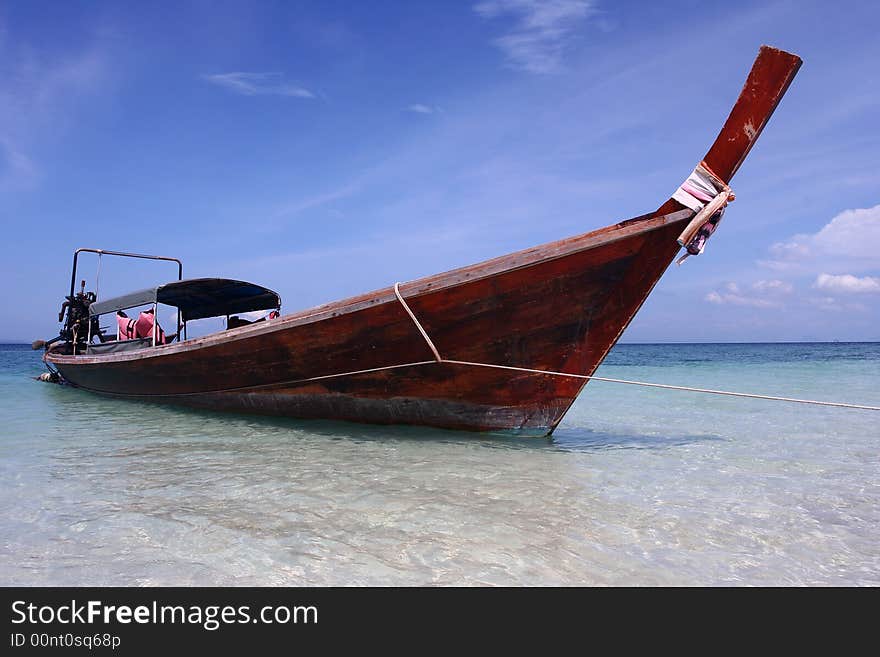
[
  {"x1": 806, "y1": 296, "x2": 868, "y2": 313},
  {"x1": 406, "y1": 103, "x2": 440, "y2": 114},
  {"x1": 0, "y1": 138, "x2": 36, "y2": 192},
  {"x1": 705, "y1": 281, "x2": 790, "y2": 308},
  {"x1": 473, "y1": 0, "x2": 597, "y2": 73},
  {"x1": 751, "y1": 279, "x2": 794, "y2": 295},
  {"x1": 270, "y1": 182, "x2": 361, "y2": 222},
  {"x1": 814, "y1": 273, "x2": 880, "y2": 294},
  {"x1": 202, "y1": 72, "x2": 315, "y2": 98},
  {"x1": 0, "y1": 36, "x2": 109, "y2": 192}
]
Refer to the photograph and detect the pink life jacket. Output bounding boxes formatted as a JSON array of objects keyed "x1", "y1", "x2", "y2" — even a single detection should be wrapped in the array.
[
  {"x1": 134, "y1": 310, "x2": 165, "y2": 344},
  {"x1": 117, "y1": 314, "x2": 137, "y2": 340}
]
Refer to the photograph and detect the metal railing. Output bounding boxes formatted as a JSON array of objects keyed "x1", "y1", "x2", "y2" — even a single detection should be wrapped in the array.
[
  {"x1": 69, "y1": 248, "x2": 183, "y2": 300},
  {"x1": 71, "y1": 248, "x2": 183, "y2": 350}
]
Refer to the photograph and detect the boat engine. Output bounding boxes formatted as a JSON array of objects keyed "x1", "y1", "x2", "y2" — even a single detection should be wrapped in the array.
[{"x1": 58, "y1": 280, "x2": 100, "y2": 349}]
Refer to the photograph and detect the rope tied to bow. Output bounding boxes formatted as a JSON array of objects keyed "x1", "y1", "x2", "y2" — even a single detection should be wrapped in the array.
[{"x1": 390, "y1": 283, "x2": 879, "y2": 413}]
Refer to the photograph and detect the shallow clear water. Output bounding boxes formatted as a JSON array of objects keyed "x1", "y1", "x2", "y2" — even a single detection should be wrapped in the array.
[{"x1": 1, "y1": 342, "x2": 877, "y2": 585}]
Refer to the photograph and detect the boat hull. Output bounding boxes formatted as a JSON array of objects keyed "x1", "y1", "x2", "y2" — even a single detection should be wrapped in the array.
[{"x1": 47, "y1": 212, "x2": 686, "y2": 435}]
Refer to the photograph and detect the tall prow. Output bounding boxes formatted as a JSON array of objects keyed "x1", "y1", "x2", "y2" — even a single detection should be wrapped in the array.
[{"x1": 703, "y1": 45, "x2": 802, "y2": 182}]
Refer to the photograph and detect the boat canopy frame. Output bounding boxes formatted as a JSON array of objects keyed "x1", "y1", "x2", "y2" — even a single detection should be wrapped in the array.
[
  {"x1": 70, "y1": 248, "x2": 183, "y2": 301},
  {"x1": 71, "y1": 249, "x2": 281, "y2": 349},
  {"x1": 71, "y1": 248, "x2": 185, "y2": 352}
]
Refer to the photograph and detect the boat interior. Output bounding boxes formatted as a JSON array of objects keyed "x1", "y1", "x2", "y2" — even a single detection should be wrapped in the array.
[{"x1": 55, "y1": 249, "x2": 281, "y2": 356}]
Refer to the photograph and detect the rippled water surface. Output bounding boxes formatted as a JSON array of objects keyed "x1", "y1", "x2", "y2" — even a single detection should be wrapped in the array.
[{"x1": 1, "y1": 342, "x2": 878, "y2": 585}]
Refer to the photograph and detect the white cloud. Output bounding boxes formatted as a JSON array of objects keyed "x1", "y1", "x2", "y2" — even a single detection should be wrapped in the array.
[
  {"x1": 806, "y1": 296, "x2": 868, "y2": 313},
  {"x1": 760, "y1": 204, "x2": 880, "y2": 271},
  {"x1": 269, "y1": 182, "x2": 362, "y2": 224},
  {"x1": 203, "y1": 72, "x2": 314, "y2": 98},
  {"x1": 751, "y1": 279, "x2": 793, "y2": 294},
  {"x1": 0, "y1": 139, "x2": 36, "y2": 191},
  {"x1": 474, "y1": 0, "x2": 596, "y2": 74},
  {"x1": 406, "y1": 103, "x2": 440, "y2": 114},
  {"x1": 814, "y1": 273, "x2": 880, "y2": 294},
  {"x1": 704, "y1": 280, "x2": 791, "y2": 308},
  {"x1": 811, "y1": 205, "x2": 880, "y2": 258}
]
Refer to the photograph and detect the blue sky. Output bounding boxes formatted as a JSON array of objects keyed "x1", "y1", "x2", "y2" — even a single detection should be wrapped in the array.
[{"x1": 1, "y1": 0, "x2": 878, "y2": 343}]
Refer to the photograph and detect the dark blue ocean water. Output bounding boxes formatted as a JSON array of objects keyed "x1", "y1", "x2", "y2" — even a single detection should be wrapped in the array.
[{"x1": 1, "y1": 342, "x2": 877, "y2": 585}]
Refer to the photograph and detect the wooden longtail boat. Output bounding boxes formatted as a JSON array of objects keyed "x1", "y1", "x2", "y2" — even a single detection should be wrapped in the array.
[{"x1": 42, "y1": 46, "x2": 802, "y2": 436}]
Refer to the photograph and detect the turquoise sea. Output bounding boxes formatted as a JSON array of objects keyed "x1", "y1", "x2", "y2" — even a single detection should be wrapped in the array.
[{"x1": 1, "y1": 342, "x2": 877, "y2": 586}]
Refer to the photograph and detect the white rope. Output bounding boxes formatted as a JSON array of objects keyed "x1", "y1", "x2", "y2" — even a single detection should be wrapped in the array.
[
  {"x1": 227, "y1": 357, "x2": 879, "y2": 412},
  {"x1": 160, "y1": 355, "x2": 880, "y2": 411},
  {"x1": 386, "y1": 285, "x2": 879, "y2": 412},
  {"x1": 282, "y1": 360, "x2": 438, "y2": 385},
  {"x1": 440, "y1": 359, "x2": 880, "y2": 411},
  {"x1": 394, "y1": 282, "x2": 442, "y2": 362}
]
